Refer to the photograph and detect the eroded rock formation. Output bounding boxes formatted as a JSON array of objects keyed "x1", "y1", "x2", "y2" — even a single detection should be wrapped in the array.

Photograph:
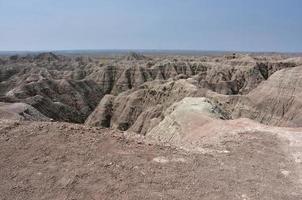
[
  {"x1": 1, "y1": 52, "x2": 302, "y2": 199},
  {"x1": 0, "y1": 52, "x2": 301, "y2": 128}
]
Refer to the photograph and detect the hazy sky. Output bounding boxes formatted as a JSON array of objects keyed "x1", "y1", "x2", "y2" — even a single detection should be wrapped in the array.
[{"x1": 0, "y1": 0, "x2": 302, "y2": 52}]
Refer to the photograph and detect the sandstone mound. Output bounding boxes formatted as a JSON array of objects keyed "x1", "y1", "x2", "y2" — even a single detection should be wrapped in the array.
[{"x1": 147, "y1": 97, "x2": 228, "y2": 145}]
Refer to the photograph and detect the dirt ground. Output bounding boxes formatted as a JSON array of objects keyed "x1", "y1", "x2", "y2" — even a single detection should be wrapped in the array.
[{"x1": 0, "y1": 120, "x2": 301, "y2": 200}]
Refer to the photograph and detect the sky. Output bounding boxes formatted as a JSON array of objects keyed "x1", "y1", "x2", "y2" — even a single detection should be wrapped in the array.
[{"x1": 0, "y1": 0, "x2": 302, "y2": 52}]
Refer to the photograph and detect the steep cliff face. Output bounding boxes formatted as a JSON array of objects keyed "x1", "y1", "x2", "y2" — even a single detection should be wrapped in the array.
[
  {"x1": 233, "y1": 65, "x2": 302, "y2": 127},
  {"x1": 85, "y1": 95, "x2": 115, "y2": 127}
]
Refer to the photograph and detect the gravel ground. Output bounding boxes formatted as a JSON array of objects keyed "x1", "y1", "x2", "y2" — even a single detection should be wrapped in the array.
[{"x1": 0, "y1": 120, "x2": 301, "y2": 200}]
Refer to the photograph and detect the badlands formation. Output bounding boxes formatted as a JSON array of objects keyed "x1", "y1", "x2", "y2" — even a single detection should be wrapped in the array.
[{"x1": 0, "y1": 52, "x2": 302, "y2": 199}]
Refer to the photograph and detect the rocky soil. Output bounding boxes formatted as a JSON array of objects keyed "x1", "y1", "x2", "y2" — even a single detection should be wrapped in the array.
[
  {"x1": 0, "y1": 52, "x2": 302, "y2": 199},
  {"x1": 0, "y1": 120, "x2": 301, "y2": 200}
]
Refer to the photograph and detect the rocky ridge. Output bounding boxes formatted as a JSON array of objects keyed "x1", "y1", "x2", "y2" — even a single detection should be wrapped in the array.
[{"x1": 0, "y1": 53, "x2": 298, "y2": 124}]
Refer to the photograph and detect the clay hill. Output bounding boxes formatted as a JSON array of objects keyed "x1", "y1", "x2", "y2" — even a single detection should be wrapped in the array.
[{"x1": 0, "y1": 52, "x2": 302, "y2": 199}]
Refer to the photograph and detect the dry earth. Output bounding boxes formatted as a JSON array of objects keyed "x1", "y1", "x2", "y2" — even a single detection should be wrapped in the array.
[{"x1": 0, "y1": 120, "x2": 301, "y2": 200}]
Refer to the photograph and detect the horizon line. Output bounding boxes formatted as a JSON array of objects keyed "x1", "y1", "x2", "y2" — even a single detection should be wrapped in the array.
[{"x1": 0, "y1": 48, "x2": 302, "y2": 54}]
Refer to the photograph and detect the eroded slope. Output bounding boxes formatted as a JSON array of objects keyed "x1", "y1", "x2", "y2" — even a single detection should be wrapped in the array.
[{"x1": 0, "y1": 53, "x2": 298, "y2": 123}]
